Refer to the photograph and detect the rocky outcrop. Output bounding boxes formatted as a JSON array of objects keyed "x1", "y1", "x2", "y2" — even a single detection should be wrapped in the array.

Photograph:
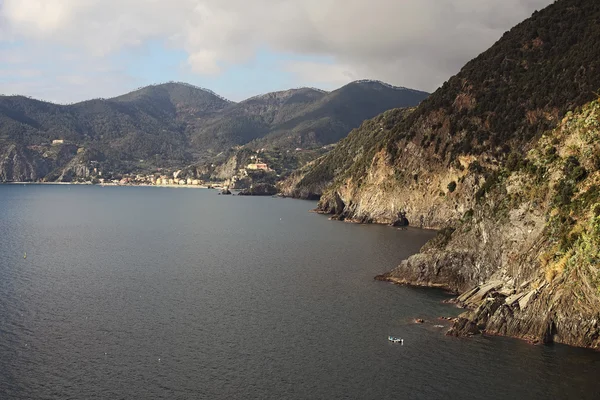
[
  {"x1": 238, "y1": 183, "x2": 278, "y2": 196},
  {"x1": 277, "y1": 159, "x2": 328, "y2": 200},
  {"x1": 0, "y1": 142, "x2": 101, "y2": 183},
  {"x1": 212, "y1": 155, "x2": 239, "y2": 181},
  {"x1": 0, "y1": 144, "x2": 50, "y2": 182},
  {"x1": 289, "y1": 0, "x2": 600, "y2": 349},
  {"x1": 316, "y1": 147, "x2": 480, "y2": 228},
  {"x1": 278, "y1": 107, "x2": 416, "y2": 202},
  {"x1": 377, "y1": 100, "x2": 600, "y2": 349}
]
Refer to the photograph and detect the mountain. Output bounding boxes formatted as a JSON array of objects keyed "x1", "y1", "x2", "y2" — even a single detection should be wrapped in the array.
[
  {"x1": 282, "y1": 0, "x2": 600, "y2": 348},
  {"x1": 187, "y1": 87, "x2": 329, "y2": 153},
  {"x1": 0, "y1": 81, "x2": 428, "y2": 182},
  {"x1": 247, "y1": 81, "x2": 429, "y2": 150},
  {"x1": 187, "y1": 81, "x2": 428, "y2": 156}
]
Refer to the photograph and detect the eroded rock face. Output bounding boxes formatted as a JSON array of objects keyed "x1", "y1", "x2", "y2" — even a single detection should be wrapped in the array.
[
  {"x1": 315, "y1": 147, "x2": 480, "y2": 229},
  {"x1": 0, "y1": 144, "x2": 49, "y2": 182},
  {"x1": 447, "y1": 284, "x2": 600, "y2": 348},
  {"x1": 371, "y1": 99, "x2": 600, "y2": 349},
  {"x1": 277, "y1": 161, "x2": 328, "y2": 200}
]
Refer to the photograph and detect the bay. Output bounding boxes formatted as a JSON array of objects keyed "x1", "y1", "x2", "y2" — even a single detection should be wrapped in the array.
[{"x1": 1, "y1": 185, "x2": 599, "y2": 399}]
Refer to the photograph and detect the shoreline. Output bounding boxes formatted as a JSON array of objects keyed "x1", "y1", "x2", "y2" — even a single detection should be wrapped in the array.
[
  {"x1": 309, "y1": 208, "x2": 439, "y2": 231},
  {"x1": 311, "y1": 207, "x2": 600, "y2": 352},
  {"x1": 0, "y1": 182, "x2": 220, "y2": 190}
]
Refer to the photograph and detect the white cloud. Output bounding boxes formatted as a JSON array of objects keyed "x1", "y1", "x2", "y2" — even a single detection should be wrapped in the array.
[
  {"x1": 0, "y1": 0, "x2": 553, "y2": 99},
  {"x1": 283, "y1": 61, "x2": 358, "y2": 87},
  {"x1": 0, "y1": 43, "x2": 137, "y2": 102}
]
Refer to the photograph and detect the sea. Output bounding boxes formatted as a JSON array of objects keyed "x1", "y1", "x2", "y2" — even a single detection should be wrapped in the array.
[{"x1": 1, "y1": 185, "x2": 600, "y2": 399}]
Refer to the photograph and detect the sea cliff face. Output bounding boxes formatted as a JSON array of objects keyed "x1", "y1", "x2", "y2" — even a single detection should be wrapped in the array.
[
  {"x1": 283, "y1": 0, "x2": 600, "y2": 349},
  {"x1": 278, "y1": 107, "x2": 417, "y2": 202},
  {"x1": 0, "y1": 144, "x2": 49, "y2": 182},
  {"x1": 0, "y1": 143, "x2": 96, "y2": 182},
  {"x1": 380, "y1": 100, "x2": 600, "y2": 348},
  {"x1": 316, "y1": 146, "x2": 479, "y2": 228}
]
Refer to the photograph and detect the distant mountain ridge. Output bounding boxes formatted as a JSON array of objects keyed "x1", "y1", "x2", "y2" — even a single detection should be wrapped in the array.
[{"x1": 0, "y1": 80, "x2": 428, "y2": 182}]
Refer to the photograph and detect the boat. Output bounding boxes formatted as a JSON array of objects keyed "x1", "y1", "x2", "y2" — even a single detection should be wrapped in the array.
[{"x1": 388, "y1": 336, "x2": 403, "y2": 344}]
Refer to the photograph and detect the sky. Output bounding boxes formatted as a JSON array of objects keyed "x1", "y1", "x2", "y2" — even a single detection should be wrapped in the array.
[{"x1": 0, "y1": 0, "x2": 553, "y2": 103}]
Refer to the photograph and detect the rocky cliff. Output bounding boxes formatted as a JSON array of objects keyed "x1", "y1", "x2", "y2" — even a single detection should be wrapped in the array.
[
  {"x1": 278, "y1": 107, "x2": 416, "y2": 202},
  {"x1": 286, "y1": 0, "x2": 600, "y2": 348},
  {"x1": 0, "y1": 142, "x2": 102, "y2": 183},
  {"x1": 380, "y1": 100, "x2": 600, "y2": 348},
  {"x1": 0, "y1": 144, "x2": 50, "y2": 182},
  {"x1": 237, "y1": 183, "x2": 278, "y2": 196},
  {"x1": 290, "y1": 0, "x2": 600, "y2": 228}
]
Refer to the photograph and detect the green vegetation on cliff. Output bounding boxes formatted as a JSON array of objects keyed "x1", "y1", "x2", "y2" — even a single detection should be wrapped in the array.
[{"x1": 410, "y1": 98, "x2": 600, "y2": 348}]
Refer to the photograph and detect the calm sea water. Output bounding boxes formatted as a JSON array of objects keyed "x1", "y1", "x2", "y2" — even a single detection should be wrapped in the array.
[{"x1": 1, "y1": 185, "x2": 600, "y2": 399}]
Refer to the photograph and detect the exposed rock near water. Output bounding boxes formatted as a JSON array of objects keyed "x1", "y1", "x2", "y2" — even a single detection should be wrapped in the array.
[
  {"x1": 0, "y1": 144, "x2": 49, "y2": 182},
  {"x1": 290, "y1": 0, "x2": 600, "y2": 349},
  {"x1": 237, "y1": 183, "x2": 278, "y2": 196},
  {"x1": 378, "y1": 99, "x2": 600, "y2": 349}
]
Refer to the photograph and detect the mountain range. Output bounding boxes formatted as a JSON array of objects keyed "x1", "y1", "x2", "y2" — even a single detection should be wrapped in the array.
[
  {"x1": 0, "y1": 80, "x2": 428, "y2": 182},
  {"x1": 281, "y1": 0, "x2": 600, "y2": 348}
]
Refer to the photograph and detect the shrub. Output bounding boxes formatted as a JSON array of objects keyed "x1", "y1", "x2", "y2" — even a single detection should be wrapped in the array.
[
  {"x1": 553, "y1": 179, "x2": 575, "y2": 207},
  {"x1": 468, "y1": 161, "x2": 484, "y2": 174},
  {"x1": 563, "y1": 156, "x2": 587, "y2": 182},
  {"x1": 447, "y1": 181, "x2": 457, "y2": 193},
  {"x1": 506, "y1": 152, "x2": 524, "y2": 172}
]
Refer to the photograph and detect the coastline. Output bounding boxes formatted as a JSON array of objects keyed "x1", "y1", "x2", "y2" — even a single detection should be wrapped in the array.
[{"x1": 0, "y1": 181, "x2": 219, "y2": 190}]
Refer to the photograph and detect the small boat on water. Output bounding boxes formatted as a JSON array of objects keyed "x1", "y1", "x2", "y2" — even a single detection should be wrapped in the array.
[{"x1": 388, "y1": 336, "x2": 403, "y2": 344}]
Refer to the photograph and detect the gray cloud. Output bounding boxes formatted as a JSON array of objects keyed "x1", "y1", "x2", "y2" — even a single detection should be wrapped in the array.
[{"x1": 0, "y1": 0, "x2": 553, "y2": 100}]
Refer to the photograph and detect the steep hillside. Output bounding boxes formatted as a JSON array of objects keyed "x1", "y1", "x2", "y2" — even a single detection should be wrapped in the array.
[
  {"x1": 284, "y1": 0, "x2": 600, "y2": 347},
  {"x1": 188, "y1": 87, "x2": 328, "y2": 153},
  {"x1": 289, "y1": 0, "x2": 600, "y2": 227},
  {"x1": 0, "y1": 82, "x2": 228, "y2": 168},
  {"x1": 278, "y1": 107, "x2": 415, "y2": 200},
  {"x1": 380, "y1": 99, "x2": 600, "y2": 348}
]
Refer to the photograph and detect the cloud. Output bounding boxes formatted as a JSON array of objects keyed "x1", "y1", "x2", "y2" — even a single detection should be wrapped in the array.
[
  {"x1": 283, "y1": 61, "x2": 358, "y2": 87},
  {"x1": 0, "y1": 43, "x2": 137, "y2": 102},
  {"x1": 0, "y1": 0, "x2": 553, "y2": 100}
]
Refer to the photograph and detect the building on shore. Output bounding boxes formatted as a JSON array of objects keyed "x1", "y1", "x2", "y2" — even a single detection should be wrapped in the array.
[{"x1": 247, "y1": 163, "x2": 270, "y2": 171}]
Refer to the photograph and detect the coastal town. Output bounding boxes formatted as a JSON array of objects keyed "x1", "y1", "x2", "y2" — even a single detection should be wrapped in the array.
[{"x1": 66, "y1": 160, "x2": 274, "y2": 190}]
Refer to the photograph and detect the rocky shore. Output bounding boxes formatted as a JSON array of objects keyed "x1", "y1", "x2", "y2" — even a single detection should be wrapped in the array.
[{"x1": 237, "y1": 183, "x2": 278, "y2": 196}]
